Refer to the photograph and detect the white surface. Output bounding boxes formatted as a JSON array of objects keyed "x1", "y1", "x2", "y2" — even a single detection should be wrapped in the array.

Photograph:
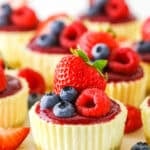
[{"x1": 0, "y1": 0, "x2": 150, "y2": 20}]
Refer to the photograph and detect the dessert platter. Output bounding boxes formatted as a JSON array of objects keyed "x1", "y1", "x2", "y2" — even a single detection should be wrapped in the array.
[{"x1": 0, "y1": 0, "x2": 150, "y2": 150}]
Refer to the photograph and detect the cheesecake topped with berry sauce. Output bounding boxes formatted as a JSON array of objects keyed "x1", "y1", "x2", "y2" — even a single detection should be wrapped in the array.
[
  {"x1": 21, "y1": 16, "x2": 87, "y2": 90},
  {"x1": 0, "y1": 3, "x2": 38, "y2": 31},
  {"x1": 81, "y1": 0, "x2": 135, "y2": 24},
  {"x1": 0, "y1": 67, "x2": 29, "y2": 127},
  {"x1": 29, "y1": 51, "x2": 127, "y2": 150},
  {"x1": 78, "y1": 31, "x2": 146, "y2": 107}
]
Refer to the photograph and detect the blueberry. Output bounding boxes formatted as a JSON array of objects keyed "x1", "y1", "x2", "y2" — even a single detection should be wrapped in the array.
[
  {"x1": 92, "y1": 43, "x2": 110, "y2": 60},
  {"x1": 28, "y1": 93, "x2": 42, "y2": 109},
  {"x1": 60, "y1": 86, "x2": 78, "y2": 103},
  {"x1": 36, "y1": 34, "x2": 57, "y2": 47},
  {"x1": 1, "y1": 3, "x2": 12, "y2": 16},
  {"x1": 40, "y1": 92, "x2": 60, "y2": 109},
  {"x1": 50, "y1": 20, "x2": 65, "y2": 36},
  {"x1": 86, "y1": 0, "x2": 107, "y2": 16},
  {"x1": 53, "y1": 101, "x2": 75, "y2": 118},
  {"x1": 0, "y1": 15, "x2": 9, "y2": 26},
  {"x1": 136, "y1": 41, "x2": 150, "y2": 54},
  {"x1": 131, "y1": 142, "x2": 150, "y2": 150}
]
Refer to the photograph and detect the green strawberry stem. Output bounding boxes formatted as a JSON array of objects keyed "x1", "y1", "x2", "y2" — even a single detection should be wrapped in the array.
[{"x1": 70, "y1": 48, "x2": 107, "y2": 77}]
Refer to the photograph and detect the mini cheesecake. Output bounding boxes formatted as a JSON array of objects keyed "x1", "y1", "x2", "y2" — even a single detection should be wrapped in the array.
[
  {"x1": 21, "y1": 16, "x2": 87, "y2": 91},
  {"x1": 29, "y1": 88, "x2": 127, "y2": 150},
  {"x1": 0, "y1": 70, "x2": 29, "y2": 128},
  {"x1": 80, "y1": 0, "x2": 141, "y2": 42},
  {"x1": 0, "y1": 4, "x2": 39, "y2": 68},
  {"x1": 140, "y1": 96, "x2": 150, "y2": 144},
  {"x1": 78, "y1": 31, "x2": 146, "y2": 107}
]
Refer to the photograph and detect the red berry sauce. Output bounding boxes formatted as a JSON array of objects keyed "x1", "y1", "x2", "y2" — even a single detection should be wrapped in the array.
[
  {"x1": 27, "y1": 38, "x2": 70, "y2": 54},
  {"x1": 0, "y1": 25, "x2": 37, "y2": 32},
  {"x1": 107, "y1": 66, "x2": 144, "y2": 83},
  {"x1": 0, "y1": 75, "x2": 22, "y2": 98},
  {"x1": 36, "y1": 100, "x2": 120, "y2": 125}
]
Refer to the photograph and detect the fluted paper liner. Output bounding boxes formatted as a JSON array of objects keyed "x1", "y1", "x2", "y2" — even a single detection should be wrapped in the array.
[
  {"x1": 141, "y1": 62, "x2": 150, "y2": 94},
  {"x1": 140, "y1": 96, "x2": 150, "y2": 144},
  {"x1": 0, "y1": 77, "x2": 29, "y2": 128},
  {"x1": 21, "y1": 48, "x2": 67, "y2": 91},
  {"x1": 29, "y1": 101, "x2": 127, "y2": 150},
  {"x1": 106, "y1": 76, "x2": 146, "y2": 107},
  {"x1": 0, "y1": 31, "x2": 34, "y2": 68}
]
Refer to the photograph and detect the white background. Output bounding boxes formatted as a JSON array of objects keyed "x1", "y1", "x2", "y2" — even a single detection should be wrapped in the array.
[{"x1": 0, "y1": 0, "x2": 150, "y2": 20}]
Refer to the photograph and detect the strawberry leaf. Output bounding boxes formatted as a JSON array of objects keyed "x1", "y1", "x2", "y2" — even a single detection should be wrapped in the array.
[
  {"x1": 71, "y1": 49, "x2": 89, "y2": 62},
  {"x1": 92, "y1": 60, "x2": 107, "y2": 72}
]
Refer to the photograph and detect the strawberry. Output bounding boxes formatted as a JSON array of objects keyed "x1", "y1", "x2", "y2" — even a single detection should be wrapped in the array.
[
  {"x1": 0, "y1": 58, "x2": 5, "y2": 69},
  {"x1": 18, "y1": 68, "x2": 46, "y2": 94},
  {"x1": 78, "y1": 31, "x2": 118, "y2": 59},
  {"x1": 105, "y1": 0, "x2": 129, "y2": 20},
  {"x1": 76, "y1": 88, "x2": 111, "y2": 117},
  {"x1": 60, "y1": 20, "x2": 87, "y2": 49},
  {"x1": 125, "y1": 105, "x2": 142, "y2": 134},
  {"x1": 54, "y1": 49, "x2": 107, "y2": 94},
  {"x1": 108, "y1": 47, "x2": 140, "y2": 75},
  {"x1": 0, "y1": 67, "x2": 7, "y2": 92},
  {"x1": 11, "y1": 6, "x2": 38, "y2": 28},
  {"x1": 142, "y1": 17, "x2": 150, "y2": 41},
  {"x1": 0, "y1": 127, "x2": 30, "y2": 150}
]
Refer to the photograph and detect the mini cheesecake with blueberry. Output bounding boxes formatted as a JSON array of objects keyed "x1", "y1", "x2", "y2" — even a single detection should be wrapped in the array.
[
  {"x1": 21, "y1": 14, "x2": 87, "y2": 90},
  {"x1": 140, "y1": 96, "x2": 150, "y2": 144},
  {"x1": 0, "y1": 67, "x2": 29, "y2": 128},
  {"x1": 80, "y1": 0, "x2": 141, "y2": 42},
  {"x1": 78, "y1": 31, "x2": 146, "y2": 107},
  {"x1": 29, "y1": 51, "x2": 127, "y2": 150},
  {"x1": 135, "y1": 18, "x2": 150, "y2": 94},
  {"x1": 0, "y1": 3, "x2": 39, "y2": 68}
]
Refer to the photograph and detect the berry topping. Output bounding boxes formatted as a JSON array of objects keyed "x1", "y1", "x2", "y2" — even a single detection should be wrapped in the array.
[
  {"x1": 76, "y1": 88, "x2": 111, "y2": 117},
  {"x1": 36, "y1": 34, "x2": 57, "y2": 47},
  {"x1": 40, "y1": 92, "x2": 60, "y2": 109},
  {"x1": 18, "y1": 68, "x2": 46, "y2": 94},
  {"x1": 108, "y1": 47, "x2": 140, "y2": 75},
  {"x1": 92, "y1": 43, "x2": 110, "y2": 60},
  {"x1": 131, "y1": 142, "x2": 150, "y2": 150},
  {"x1": 54, "y1": 49, "x2": 107, "y2": 94},
  {"x1": 142, "y1": 17, "x2": 150, "y2": 41},
  {"x1": 78, "y1": 32, "x2": 118, "y2": 60},
  {"x1": 0, "y1": 67, "x2": 7, "y2": 92},
  {"x1": 105, "y1": 0, "x2": 129, "y2": 20},
  {"x1": 53, "y1": 101, "x2": 76, "y2": 118},
  {"x1": 125, "y1": 105, "x2": 142, "y2": 134},
  {"x1": 28, "y1": 93, "x2": 41, "y2": 109},
  {"x1": 0, "y1": 15, "x2": 10, "y2": 26},
  {"x1": 0, "y1": 3, "x2": 12, "y2": 16},
  {"x1": 11, "y1": 6, "x2": 38, "y2": 28},
  {"x1": 50, "y1": 20, "x2": 65, "y2": 36},
  {"x1": 0, "y1": 127, "x2": 30, "y2": 150},
  {"x1": 60, "y1": 21, "x2": 87, "y2": 49},
  {"x1": 136, "y1": 41, "x2": 150, "y2": 54},
  {"x1": 60, "y1": 86, "x2": 78, "y2": 103}
]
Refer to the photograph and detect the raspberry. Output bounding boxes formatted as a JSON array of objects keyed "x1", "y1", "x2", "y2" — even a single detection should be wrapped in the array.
[
  {"x1": 78, "y1": 32, "x2": 118, "y2": 59},
  {"x1": 108, "y1": 47, "x2": 140, "y2": 75},
  {"x1": 0, "y1": 67, "x2": 7, "y2": 92},
  {"x1": 18, "y1": 68, "x2": 46, "y2": 94},
  {"x1": 11, "y1": 6, "x2": 38, "y2": 28},
  {"x1": 125, "y1": 105, "x2": 142, "y2": 134},
  {"x1": 142, "y1": 17, "x2": 150, "y2": 41},
  {"x1": 60, "y1": 21, "x2": 87, "y2": 49},
  {"x1": 105, "y1": 0, "x2": 129, "y2": 20},
  {"x1": 76, "y1": 88, "x2": 111, "y2": 117}
]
